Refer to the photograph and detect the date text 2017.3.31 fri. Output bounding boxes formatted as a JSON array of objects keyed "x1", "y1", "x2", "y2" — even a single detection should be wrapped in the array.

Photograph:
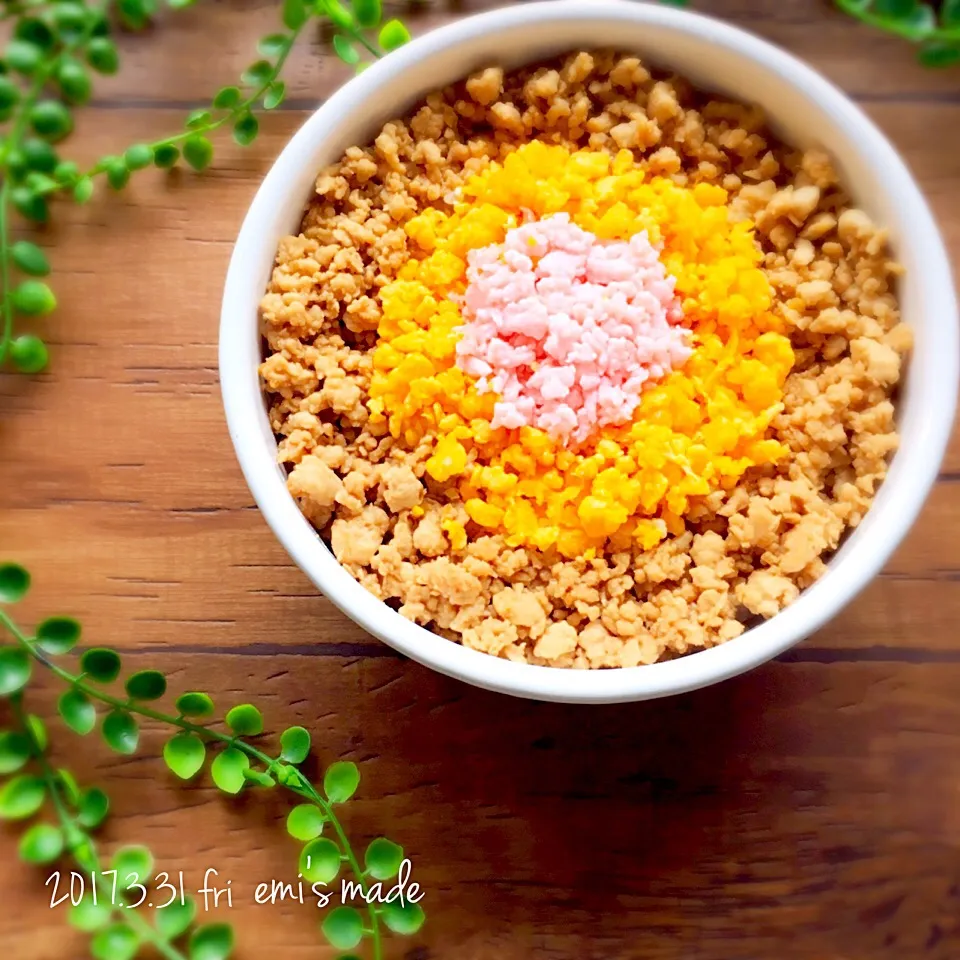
[{"x1": 46, "y1": 869, "x2": 188, "y2": 910}]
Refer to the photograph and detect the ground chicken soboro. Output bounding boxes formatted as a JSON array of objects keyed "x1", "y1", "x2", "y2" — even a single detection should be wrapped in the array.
[{"x1": 259, "y1": 51, "x2": 909, "y2": 669}]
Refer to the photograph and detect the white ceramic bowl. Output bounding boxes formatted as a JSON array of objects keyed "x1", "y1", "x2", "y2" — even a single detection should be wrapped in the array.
[{"x1": 220, "y1": 0, "x2": 957, "y2": 703}]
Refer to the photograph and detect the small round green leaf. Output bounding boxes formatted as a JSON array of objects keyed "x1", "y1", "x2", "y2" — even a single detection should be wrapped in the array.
[
  {"x1": 125, "y1": 669, "x2": 166, "y2": 701},
  {"x1": 58, "y1": 688, "x2": 96, "y2": 735},
  {"x1": 91, "y1": 922, "x2": 139, "y2": 960},
  {"x1": 11, "y1": 186, "x2": 48, "y2": 222},
  {"x1": 57, "y1": 58, "x2": 92, "y2": 104},
  {"x1": 73, "y1": 177, "x2": 94, "y2": 204},
  {"x1": 918, "y1": 41, "x2": 960, "y2": 69},
  {"x1": 51, "y1": 2, "x2": 88, "y2": 41},
  {"x1": 378, "y1": 18, "x2": 411, "y2": 52},
  {"x1": 22, "y1": 138, "x2": 58, "y2": 173},
  {"x1": 12, "y1": 279, "x2": 56, "y2": 316},
  {"x1": 155, "y1": 895, "x2": 196, "y2": 940},
  {"x1": 212, "y1": 85, "x2": 241, "y2": 109},
  {"x1": 153, "y1": 144, "x2": 180, "y2": 168},
  {"x1": 286, "y1": 803, "x2": 325, "y2": 841},
  {"x1": 232, "y1": 111, "x2": 259, "y2": 146},
  {"x1": 124, "y1": 143, "x2": 154, "y2": 170},
  {"x1": 332, "y1": 34, "x2": 360, "y2": 65},
  {"x1": 225, "y1": 703, "x2": 263, "y2": 736},
  {"x1": 0, "y1": 76, "x2": 19, "y2": 110},
  {"x1": 364, "y1": 837, "x2": 403, "y2": 880},
  {"x1": 81, "y1": 648, "x2": 121, "y2": 683},
  {"x1": 77, "y1": 786, "x2": 109, "y2": 829},
  {"x1": 106, "y1": 157, "x2": 129, "y2": 191},
  {"x1": 163, "y1": 733, "x2": 205, "y2": 780},
  {"x1": 322, "y1": 0, "x2": 354, "y2": 30},
  {"x1": 24, "y1": 171, "x2": 58, "y2": 194},
  {"x1": 299, "y1": 837, "x2": 341, "y2": 884},
  {"x1": 0, "y1": 731, "x2": 30, "y2": 773},
  {"x1": 323, "y1": 760, "x2": 359, "y2": 803},
  {"x1": 87, "y1": 37, "x2": 119, "y2": 75},
  {"x1": 53, "y1": 162, "x2": 78, "y2": 184},
  {"x1": 11, "y1": 240, "x2": 50, "y2": 276},
  {"x1": 37, "y1": 616, "x2": 81, "y2": 654},
  {"x1": 15, "y1": 16, "x2": 54, "y2": 48},
  {"x1": 9, "y1": 335, "x2": 49, "y2": 373},
  {"x1": 321, "y1": 905, "x2": 364, "y2": 950},
  {"x1": 71, "y1": 833, "x2": 96, "y2": 866},
  {"x1": 26, "y1": 715, "x2": 46, "y2": 752},
  {"x1": 176, "y1": 691, "x2": 214, "y2": 717},
  {"x1": 101, "y1": 710, "x2": 138, "y2": 755},
  {"x1": 210, "y1": 747, "x2": 248, "y2": 795},
  {"x1": 112, "y1": 844, "x2": 153, "y2": 883},
  {"x1": 188, "y1": 922, "x2": 234, "y2": 960},
  {"x1": 257, "y1": 34, "x2": 289, "y2": 58},
  {"x1": 0, "y1": 774, "x2": 45, "y2": 820},
  {"x1": 263, "y1": 81, "x2": 285, "y2": 110},
  {"x1": 29, "y1": 100, "x2": 73, "y2": 142},
  {"x1": 240, "y1": 60, "x2": 273, "y2": 88},
  {"x1": 282, "y1": 0, "x2": 307, "y2": 30},
  {"x1": 118, "y1": 0, "x2": 154, "y2": 29},
  {"x1": 6, "y1": 39, "x2": 42, "y2": 75},
  {"x1": 0, "y1": 647, "x2": 32, "y2": 695},
  {"x1": 0, "y1": 564, "x2": 29, "y2": 603},
  {"x1": 869, "y1": 0, "x2": 914, "y2": 17},
  {"x1": 183, "y1": 135, "x2": 213, "y2": 171},
  {"x1": 186, "y1": 108, "x2": 212, "y2": 129},
  {"x1": 56, "y1": 768, "x2": 81, "y2": 806},
  {"x1": 7, "y1": 145, "x2": 30, "y2": 174},
  {"x1": 19, "y1": 822, "x2": 63, "y2": 864},
  {"x1": 351, "y1": 0, "x2": 381, "y2": 29},
  {"x1": 68, "y1": 894, "x2": 112, "y2": 932},
  {"x1": 381, "y1": 898, "x2": 425, "y2": 935},
  {"x1": 280, "y1": 726, "x2": 310, "y2": 764}
]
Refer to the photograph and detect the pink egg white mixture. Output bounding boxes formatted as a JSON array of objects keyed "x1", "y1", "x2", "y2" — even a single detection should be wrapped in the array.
[{"x1": 455, "y1": 213, "x2": 691, "y2": 443}]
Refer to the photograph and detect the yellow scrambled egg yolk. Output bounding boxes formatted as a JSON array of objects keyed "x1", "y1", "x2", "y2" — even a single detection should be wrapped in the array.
[{"x1": 366, "y1": 142, "x2": 795, "y2": 558}]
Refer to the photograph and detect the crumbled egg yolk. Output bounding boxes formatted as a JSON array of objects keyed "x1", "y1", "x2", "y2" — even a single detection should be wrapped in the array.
[{"x1": 366, "y1": 142, "x2": 795, "y2": 557}]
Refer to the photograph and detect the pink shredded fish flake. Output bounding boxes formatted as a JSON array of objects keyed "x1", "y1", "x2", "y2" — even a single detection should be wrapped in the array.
[{"x1": 455, "y1": 213, "x2": 691, "y2": 443}]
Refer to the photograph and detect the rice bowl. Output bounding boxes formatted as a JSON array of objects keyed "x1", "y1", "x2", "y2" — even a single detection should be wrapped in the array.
[{"x1": 219, "y1": 1, "x2": 957, "y2": 702}]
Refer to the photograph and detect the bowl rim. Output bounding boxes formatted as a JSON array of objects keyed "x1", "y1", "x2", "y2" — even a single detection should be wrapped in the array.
[{"x1": 219, "y1": 0, "x2": 958, "y2": 704}]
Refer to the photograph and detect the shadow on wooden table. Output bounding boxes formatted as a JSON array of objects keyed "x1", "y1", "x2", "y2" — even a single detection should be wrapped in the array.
[{"x1": 353, "y1": 656, "x2": 960, "y2": 959}]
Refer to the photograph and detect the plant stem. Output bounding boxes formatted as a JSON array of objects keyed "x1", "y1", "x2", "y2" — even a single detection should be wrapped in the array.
[
  {"x1": 40, "y1": 18, "x2": 308, "y2": 198},
  {"x1": 345, "y1": 23, "x2": 381, "y2": 59},
  {"x1": 0, "y1": 59, "x2": 54, "y2": 363},
  {"x1": 0, "y1": 1, "x2": 106, "y2": 362},
  {"x1": 0, "y1": 607, "x2": 385, "y2": 959},
  {"x1": 11, "y1": 696, "x2": 189, "y2": 960}
]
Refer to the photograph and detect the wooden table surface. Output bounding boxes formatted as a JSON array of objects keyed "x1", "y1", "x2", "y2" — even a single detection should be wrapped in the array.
[{"x1": 2, "y1": 1, "x2": 959, "y2": 957}]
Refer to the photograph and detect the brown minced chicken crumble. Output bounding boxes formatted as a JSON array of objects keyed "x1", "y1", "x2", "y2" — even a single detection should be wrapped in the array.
[{"x1": 258, "y1": 51, "x2": 909, "y2": 669}]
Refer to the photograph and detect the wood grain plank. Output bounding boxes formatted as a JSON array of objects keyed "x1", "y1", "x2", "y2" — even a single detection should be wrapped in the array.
[
  {"x1": 92, "y1": 0, "x2": 960, "y2": 106},
  {"x1": 1, "y1": 656, "x2": 959, "y2": 959}
]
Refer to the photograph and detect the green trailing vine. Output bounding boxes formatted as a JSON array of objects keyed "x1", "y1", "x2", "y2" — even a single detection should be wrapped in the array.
[
  {"x1": 0, "y1": 0, "x2": 410, "y2": 372},
  {"x1": 0, "y1": 562, "x2": 423, "y2": 959},
  {"x1": 0, "y1": 0, "x2": 954, "y2": 372},
  {"x1": 0, "y1": 0, "x2": 951, "y2": 953},
  {"x1": 835, "y1": 0, "x2": 960, "y2": 65}
]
